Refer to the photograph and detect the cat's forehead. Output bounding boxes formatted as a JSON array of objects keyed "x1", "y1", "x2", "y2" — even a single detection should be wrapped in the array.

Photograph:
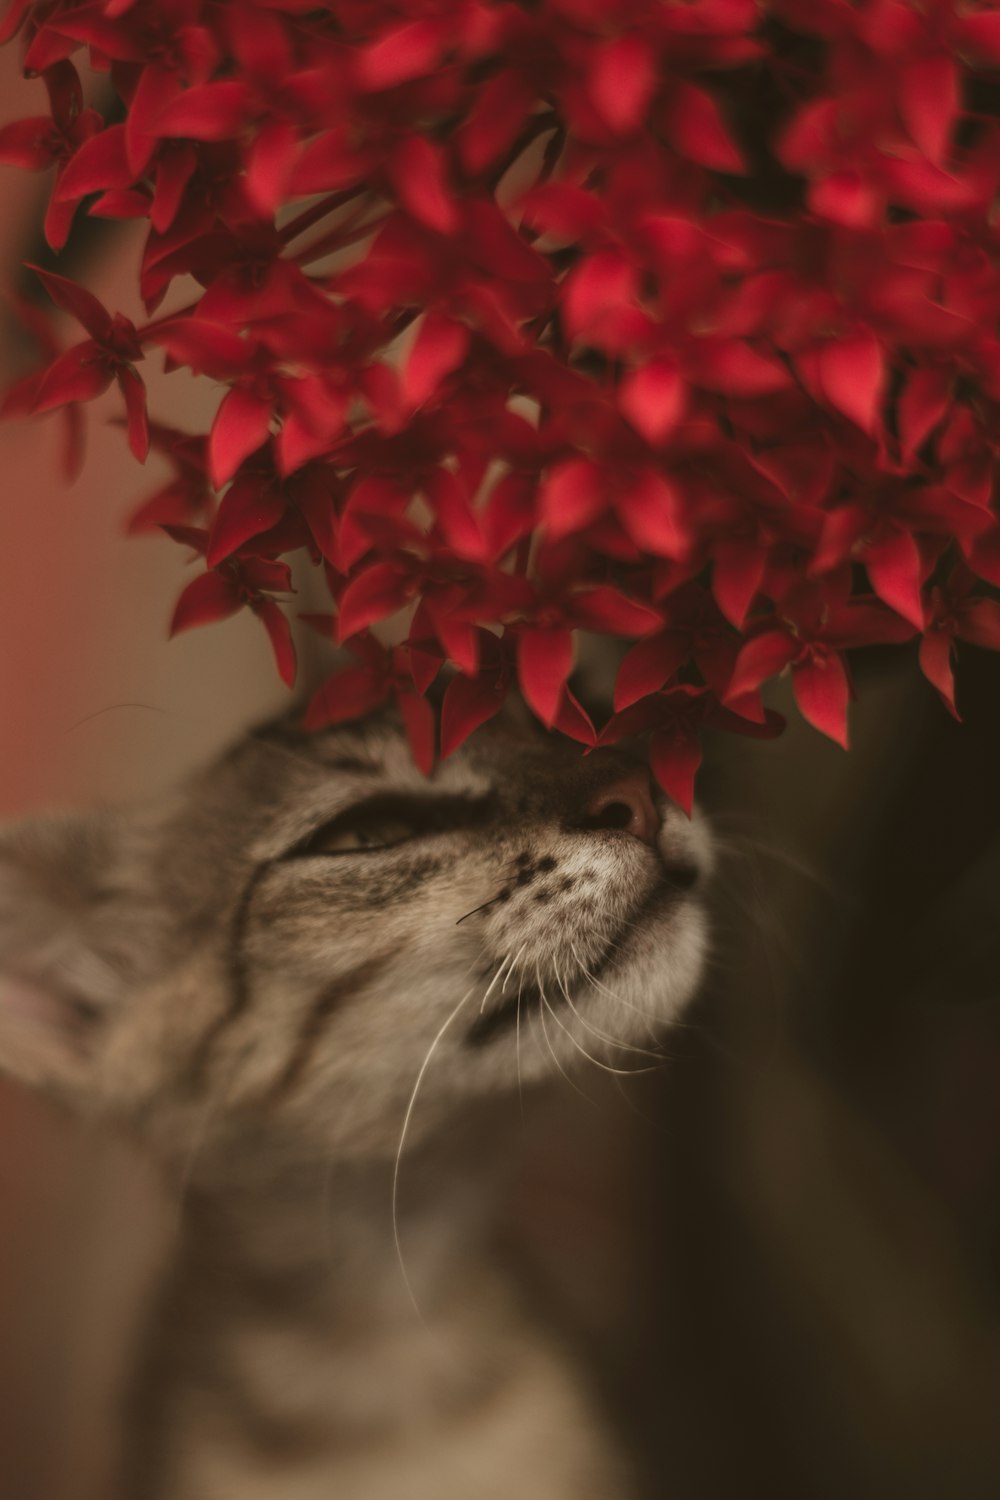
[
  {"x1": 174, "y1": 707, "x2": 615, "y2": 877},
  {"x1": 192, "y1": 711, "x2": 524, "y2": 856},
  {"x1": 253, "y1": 716, "x2": 495, "y2": 795}
]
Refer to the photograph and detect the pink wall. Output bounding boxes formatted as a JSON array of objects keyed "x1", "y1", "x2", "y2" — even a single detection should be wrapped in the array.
[
  {"x1": 0, "y1": 56, "x2": 289, "y2": 818},
  {"x1": 0, "y1": 49, "x2": 290, "y2": 1498}
]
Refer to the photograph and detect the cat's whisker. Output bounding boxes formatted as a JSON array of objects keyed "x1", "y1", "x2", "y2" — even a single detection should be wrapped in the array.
[
  {"x1": 540, "y1": 991, "x2": 661, "y2": 1079},
  {"x1": 708, "y1": 821, "x2": 841, "y2": 899},
  {"x1": 534, "y1": 964, "x2": 593, "y2": 1104},
  {"x1": 515, "y1": 967, "x2": 526, "y2": 1121},
  {"x1": 570, "y1": 931, "x2": 680, "y2": 1034},
  {"x1": 556, "y1": 952, "x2": 663, "y2": 1059},
  {"x1": 479, "y1": 952, "x2": 513, "y2": 1014},
  {"x1": 552, "y1": 954, "x2": 628, "y2": 1056},
  {"x1": 456, "y1": 890, "x2": 505, "y2": 925},
  {"x1": 502, "y1": 943, "x2": 528, "y2": 996},
  {"x1": 392, "y1": 985, "x2": 478, "y2": 1321}
]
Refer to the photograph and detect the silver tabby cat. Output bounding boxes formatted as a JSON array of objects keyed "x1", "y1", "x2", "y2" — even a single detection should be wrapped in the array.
[{"x1": 0, "y1": 708, "x2": 711, "y2": 1499}]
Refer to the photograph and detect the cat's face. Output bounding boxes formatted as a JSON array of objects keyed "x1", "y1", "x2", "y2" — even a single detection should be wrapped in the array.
[{"x1": 0, "y1": 711, "x2": 711, "y2": 1167}]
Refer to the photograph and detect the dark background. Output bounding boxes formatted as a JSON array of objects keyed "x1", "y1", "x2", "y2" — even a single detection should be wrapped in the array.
[{"x1": 517, "y1": 648, "x2": 1000, "y2": 1500}]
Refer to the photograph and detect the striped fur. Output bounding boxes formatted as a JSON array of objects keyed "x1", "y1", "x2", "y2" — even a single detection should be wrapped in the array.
[{"x1": 0, "y1": 710, "x2": 712, "y2": 1498}]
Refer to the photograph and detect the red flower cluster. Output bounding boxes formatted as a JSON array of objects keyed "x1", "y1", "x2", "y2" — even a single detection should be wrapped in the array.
[{"x1": 3, "y1": 0, "x2": 1000, "y2": 810}]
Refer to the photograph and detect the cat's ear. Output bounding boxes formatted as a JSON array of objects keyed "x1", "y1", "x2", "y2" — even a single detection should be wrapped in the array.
[{"x1": 0, "y1": 810, "x2": 136, "y2": 1105}]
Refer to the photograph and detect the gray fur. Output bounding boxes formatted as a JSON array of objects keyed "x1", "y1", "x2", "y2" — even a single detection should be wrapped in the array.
[{"x1": 0, "y1": 711, "x2": 712, "y2": 1498}]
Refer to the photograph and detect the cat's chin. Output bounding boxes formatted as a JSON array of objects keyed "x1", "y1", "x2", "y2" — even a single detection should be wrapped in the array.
[{"x1": 464, "y1": 862, "x2": 709, "y2": 1064}]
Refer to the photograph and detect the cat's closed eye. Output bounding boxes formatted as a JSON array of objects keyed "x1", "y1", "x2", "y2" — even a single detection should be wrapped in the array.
[
  {"x1": 311, "y1": 816, "x2": 418, "y2": 855},
  {"x1": 285, "y1": 792, "x2": 492, "y2": 860},
  {"x1": 290, "y1": 801, "x2": 422, "y2": 858}
]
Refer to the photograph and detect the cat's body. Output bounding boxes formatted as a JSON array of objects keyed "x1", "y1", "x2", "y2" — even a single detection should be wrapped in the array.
[{"x1": 0, "y1": 711, "x2": 711, "y2": 1498}]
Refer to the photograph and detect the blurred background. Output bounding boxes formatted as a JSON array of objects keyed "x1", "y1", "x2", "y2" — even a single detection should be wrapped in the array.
[
  {"x1": 3, "y1": 43, "x2": 1000, "y2": 1500},
  {"x1": 0, "y1": 46, "x2": 292, "y2": 1500}
]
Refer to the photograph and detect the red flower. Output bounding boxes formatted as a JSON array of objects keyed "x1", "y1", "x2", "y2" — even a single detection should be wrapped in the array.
[
  {"x1": 726, "y1": 577, "x2": 917, "y2": 749},
  {"x1": 167, "y1": 525, "x2": 297, "y2": 686},
  {"x1": 920, "y1": 565, "x2": 1000, "y2": 718},
  {"x1": 0, "y1": 62, "x2": 102, "y2": 249},
  {"x1": 1, "y1": 0, "x2": 999, "y2": 800},
  {"x1": 24, "y1": 267, "x2": 149, "y2": 460}
]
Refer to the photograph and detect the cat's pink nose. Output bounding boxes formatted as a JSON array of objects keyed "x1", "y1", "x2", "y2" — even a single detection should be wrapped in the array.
[{"x1": 584, "y1": 769, "x2": 660, "y2": 848}]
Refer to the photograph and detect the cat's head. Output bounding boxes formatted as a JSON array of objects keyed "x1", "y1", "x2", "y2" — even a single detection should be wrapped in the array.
[{"x1": 0, "y1": 710, "x2": 711, "y2": 1171}]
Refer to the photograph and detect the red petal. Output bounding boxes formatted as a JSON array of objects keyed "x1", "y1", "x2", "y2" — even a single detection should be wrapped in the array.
[
  {"x1": 154, "y1": 81, "x2": 250, "y2": 141},
  {"x1": 354, "y1": 19, "x2": 445, "y2": 91},
  {"x1": 517, "y1": 627, "x2": 574, "y2": 728},
  {"x1": 30, "y1": 265, "x2": 112, "y2": 341},
  {"x1": 118, "y1": 365, "x2": 149, "y2": 462},
  {"x1": 407, "y1": 638, "x2": 443, "y2": 697},
  {"x1": 572, "y1": 585, "x2": 661, "y2": 636},
  {"x1": 440, "y1": 671, "x2": 507, "y2": 758},
  {"x1": 152, "y1": 318, "x2": 247, "y2": 378},
  {"x1": 539, "y1": 458, "x2": 604, "y2": 540},
  {"x1": 779, "y1": 97, "x2": 837, "y2": 171},
  {"x1": 619, "y1": 358, "x2": 685, "y2": 445},
  {"x1": 169, "y1": 570, "x2": 241, "y2": 635},
  {"x1": 43, "y1": 192, "x2": 78, "y2": 253},
  {"x1": 552, "y1": 688, "x2": 596, "y2": 748},
  {"x1": 864, "y1": 530, "x2": 924, "y2": 628},
  {"x1": 0, "y1": 0, "x2": 34, "y2": 44},
  {"x1": 957, "y1": 599, "x2": 1000, "y2": 652},
  {"x1": 402, "y1": 314, "x2": 470, "y2": 409},
  {"x1": 918, "y1": 630, "x2": 957, "y2": 716},
  {"x1": 458, "y1": 69, "x2": 534, "y2": 174},
  {"x1": 792, "y1": 653, "x2": 849, "y2": 748},
  {"x1": 427, "y1": 468, "x2": 486, "y2": 562},
  {"x1": 617, "y1": 470, "x2": 689, "y2": 559},
  {"x1": 726, "y1": 630, "x2": 796, "y2": 700},
  {"x1": 693, "y1": 339, "x2": 790, "y2": 397},
  {"x1": 337, "y1": 564, "x2": 412, "y2": 640},
  {"x1": 809, "y1": 170, "x2": 881, "y2": 229},
  {"x1": 305, "y1": 666, "x2": 387, "y2": 730},
  {"x1": 390, "y1": 135, "x2": 458, "y2": 235},
  {"x1": 811, "y1": 505, "x2": 866, "y2": 575},
  {"x1": 969, "y1": 529, "x2": 1000, "y2": 588},
  {"x1": 809, "y1": 332, "x2": 885, "y2": 435},
  {"x1": 588, "y1": 34, "x2": 657, "y2": 133},
  {"x1": 254, "y1": 598, "x2": 297, "y2": 688},
  {"x1": 161, "y1": 524, "x2": 209, "y2": 554},
  {"x1": 245, "y1": 117, "x2": 299, "y2": 218},
  {"x1": 897, "y1": 365, "x2": 950, "y2": 460},
  {"x1": 53, "y1": 123, "x2": 132, "y2": 203},
  {"x1": 899, "y1": 54, "x2": 957, "y2": 163},
  {"x1": 962, "y1": 11, "x2": 1000, "y2": 62},
  {"x1": 276, "y1": 401, "x2": 342, "y2": 477},
  {"x1": 32, "y1": 346, "x2": 110, "y2": 411},
  {"x1": 126, "y1": 63, "x2": 181, "y2": 175},
  {"x1": 289, "y1": 128, "x2": 364, "y2": 195},
  {"x1": 482, "y1": 472, "x2": 537, "y2": 560},
  {"x1": 649, "y1": 730, "x2": 702, "y2": 817},
  {"x1": 669, "y1": 83, "x2": 744, "y2": 173},
  {"x1": 151, "y1": 142, "x2": 198, "y2": 233},
  {"x1": 125, "y1": 481, "x2": 195, "y2": 536},
  {"x1": 614, "y1": 634, "x2": 688, "y2": 710},
  {"x1": 0, "y1": 116, "x2": 58, "y2": 169},
  {"x1": 88, "y1": 189, "x2": 149, "y2": 219},
  {"x1": 398, "y1": 691, "x2": 436, "y2": 775},
  {"x1": 712, "y1": 540, "x2": 767, "y2": 628},
  {"x1": 209, "y1": 388, "x2": 273, "y2": 488},
  {"x1": 562, "y1": 251, "x2": 635, "y2": 343},
  {"x1": 206, "y1": 477, "x2": 286, "y2": 566},
  {"x1": 430, "y1": 610, "x2": 479, "y2": 676}
]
